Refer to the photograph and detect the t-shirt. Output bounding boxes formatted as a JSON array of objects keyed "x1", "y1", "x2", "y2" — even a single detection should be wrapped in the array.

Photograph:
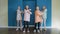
[
  {"x1": 16, "y1": 9, "x2": 22, "y2": 20},
  {"x1": 43, "y1": 9, "x2": 47, "y2": 19},
  {"x1": 24, "y1": 9, "x2": 32, "y2": 22}
]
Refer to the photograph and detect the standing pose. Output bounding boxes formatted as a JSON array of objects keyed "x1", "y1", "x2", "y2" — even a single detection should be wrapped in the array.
[
  {"x1": 34, "y1": 6, "x2": 43, "y2": 33},
  {"x1": 23, "y1": 5, "x2": 32, "y2": 32},
  {"x1": 42, "y1": 6, "x2": 47, "y2": 31},
  {"x1": 16, "y1": 6, "x2": 23, "y2": 31}
]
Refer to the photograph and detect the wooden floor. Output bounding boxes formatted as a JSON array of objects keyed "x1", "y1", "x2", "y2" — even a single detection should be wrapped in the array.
[{"x1": 0, "y1": 28, "x2": 60, "y2": 34}]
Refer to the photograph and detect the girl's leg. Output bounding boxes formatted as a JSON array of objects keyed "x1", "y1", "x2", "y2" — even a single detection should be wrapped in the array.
[
  {"x1": 37, "y1": 22, "x2": 41, "y2": 33},
  {"x1": 16, "y1": 20, "x2": 19, "y2": 31},
  {"x1": 23, "y1": 21, "x2": 26, "y2": 32},
  {"x1": 23, "y1": 21, "x2": 25, "y2": 29},
  {"x1": 44, "y1": 19, "x2": 46, "y2": 30},
  {"x1": 40, "y1": 22, "x2": 43, "y2": 31},
  {"x1": 34, "y1": 23, "x2": 37, "y2": 32},
  {"x1": 38, "y1": 22, "x2": 41, "y2": 30},
  {"x1": 27, "y1": 21, "x2": 30, "y2": 32},
  {"x1": 35, "y1": 23, "x2": 37, "y2": 30},
  {"x1": 20, "y1": 20, "x2": 22, "y2": 30}
]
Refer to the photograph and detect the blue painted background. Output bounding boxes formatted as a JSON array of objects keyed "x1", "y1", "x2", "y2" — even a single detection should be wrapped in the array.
[{"x1": 8, "y1": 0, "x2": 51, "y2": 27}]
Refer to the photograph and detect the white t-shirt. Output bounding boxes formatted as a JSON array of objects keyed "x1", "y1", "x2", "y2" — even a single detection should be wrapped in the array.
[
  {"x1": 24, "y1": 9, "x2": 32, "y2": 22},
  {"x1": 16, "y1": 9, "x2": 22, "y2": 20}
]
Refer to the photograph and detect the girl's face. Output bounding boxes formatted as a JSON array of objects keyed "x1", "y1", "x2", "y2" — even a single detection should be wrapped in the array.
[
  {"x1": 43, "y1": 6, "x2": 46, "y2": 9},
  {"x1": 36, "y1": 6, "x2": 39, "y2": 10},
  {"x1": 18, "y1": 6, "x2": 20, "y2": 10},
  {"x1": 26, "y1": 5, "x2": 29, "y2": 9}
]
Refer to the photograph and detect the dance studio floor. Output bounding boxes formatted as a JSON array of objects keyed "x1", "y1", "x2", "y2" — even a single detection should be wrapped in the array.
[{"x1": 0, "y1": 28, "x2": 60, "y2": 34}]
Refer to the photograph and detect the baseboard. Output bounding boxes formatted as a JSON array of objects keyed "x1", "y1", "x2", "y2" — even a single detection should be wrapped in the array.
[{"x1": 0, "y1": 25, "x2": 52, "y2": 28}]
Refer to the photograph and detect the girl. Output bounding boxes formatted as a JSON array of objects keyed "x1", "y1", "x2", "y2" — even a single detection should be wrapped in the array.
[
  {"x1": 16, "y1": 6, "x2": 23, "y2": 31},
  {"x1": 42, "y1": 6, "x2": 47, "y2": 31},
  {"x1": 23, "y1": 5, "x2": 32, "y2": 32},
  {"x1": 34, "y1": 6, "x2": 43, "y2": 33}
]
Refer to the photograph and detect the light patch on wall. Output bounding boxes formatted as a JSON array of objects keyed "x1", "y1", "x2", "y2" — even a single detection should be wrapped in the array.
[
  {"x1": 0, "y1": 0, "x2": 8, "y2": 27},
  {"x1": 52, "y1": 0, "x2": 60, "y2": 30}
]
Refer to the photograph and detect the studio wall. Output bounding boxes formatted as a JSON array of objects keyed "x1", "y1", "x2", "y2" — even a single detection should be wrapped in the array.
[
  {"x1": 8, "y1": 0, "x2": 51, "y2": 27},
  {"x1": 0, "y1": 0, "x2": 60, "y2": 28}
]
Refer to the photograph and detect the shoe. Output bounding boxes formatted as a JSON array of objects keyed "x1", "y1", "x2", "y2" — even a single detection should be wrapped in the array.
[
  {"x1": 44, "y1": 28, "x2": 47, "y2": 31},
  {"x1": 37, "y1": 30, "x2": 40, "y2": 33},
  {"x1": 34, "y1": 29, "x2": 36, "y2": 32},
  {"x1": 16, "y1": 28, "x2": 19, "y2": 31},
  {"x1": 23, "y1": 29, "x2": 25, "y2": 33}
]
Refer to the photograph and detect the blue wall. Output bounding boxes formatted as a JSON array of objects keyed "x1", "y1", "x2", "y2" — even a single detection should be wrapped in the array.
[
  {"x1": 8, "y1": 0, "x2": 23, "y2": 26},
  {"x1": 8, "y1": 0, "x2": 51, "y2": 27}
]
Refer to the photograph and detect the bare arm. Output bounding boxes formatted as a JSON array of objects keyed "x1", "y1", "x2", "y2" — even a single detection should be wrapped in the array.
[
  {"x1": 21, "y1": 10, "x2": 24, "y2": 14},
  {"x1": 27, "y1": 9, "x2": 32, "y2": 14},
  {"x1": 38, "y1": 11, "x2": 43, "y2": 16}
]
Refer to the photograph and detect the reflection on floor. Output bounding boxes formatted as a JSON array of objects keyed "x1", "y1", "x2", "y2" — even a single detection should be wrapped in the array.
[{"x1": 0, "y1": 28, "x2": 60, "y2": 34}]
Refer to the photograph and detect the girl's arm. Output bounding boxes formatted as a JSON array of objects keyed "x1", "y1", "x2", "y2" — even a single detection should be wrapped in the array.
[
  {"x1": 36, "y1": 11, "x2": 43, "y2": 16},
  {"x1": 29, "y1": 9, "x2": 32, "y2": 14},
  {"x1": 21, "y1": 10, "x2": 24, "y2": 14},
  {"x1": 27, "y1": 11, "x2": 32, "y2": 14},
  {"x1": 39, "y1": 11, "x2": 43, "y2": 16},
  {"x1": 27, "y1": 9, "x2": 32, "y2": 14}
]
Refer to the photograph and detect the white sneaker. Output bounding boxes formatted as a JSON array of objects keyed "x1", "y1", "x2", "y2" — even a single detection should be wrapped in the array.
[
  {"x1": 37, "y1": 30, "x2": 40, "y2": 33},
  {"x1": 23, "y1": 29, "x2": 25, "y2": 33},
  {"x1": 34, "y1": 30, "x2": 36, "y2": 32},
  {"x1": 16, "y1": 28, "x2": 19, "y2": 31}
]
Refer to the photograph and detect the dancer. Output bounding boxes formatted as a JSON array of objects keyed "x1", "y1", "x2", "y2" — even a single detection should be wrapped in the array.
[
  {"x1": 23, "y1": 5, "x2": 32, "y2": 32},
  {"x1": 42, "y1": 6, "x2": 47, "y2": 31},
  {"x1": 34, "y1": 6, "x2": 43, "y2": 33},
  {"x1": 16, "y1": 6, "x2": 23, "y2": 31}
]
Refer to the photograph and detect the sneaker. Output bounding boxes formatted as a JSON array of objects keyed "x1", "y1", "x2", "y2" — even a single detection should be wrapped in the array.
[
  {"x1": 23, "y1": 29, "x2": 25, "y2": 33},
  {"x1": 34, "y1": 29, "x2": 36, "y2": 32},
  {"x1": 16, "y1": 28, "x2": 19, "y2": 31},
  {"x1": 44, "y1": 28, "x2": 47, "y2": 31},
  {"x1": 37, "y1": 30, "x2": 40, "y2": 33}
]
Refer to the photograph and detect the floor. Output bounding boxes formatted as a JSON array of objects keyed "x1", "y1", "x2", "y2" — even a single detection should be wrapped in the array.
[{"x1": 0, "y1": 28, "x2": 60, "y2": 34}]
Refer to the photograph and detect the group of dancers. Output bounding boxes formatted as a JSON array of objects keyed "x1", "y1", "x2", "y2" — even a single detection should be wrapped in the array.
[{"x1": 16, "y1": 5, "x2": 47, "y2": 33}]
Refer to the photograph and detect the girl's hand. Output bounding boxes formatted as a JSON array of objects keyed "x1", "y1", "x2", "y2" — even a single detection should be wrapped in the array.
[{"x1": 29, "y1": 9, "x2": 32, "y2": 14}]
